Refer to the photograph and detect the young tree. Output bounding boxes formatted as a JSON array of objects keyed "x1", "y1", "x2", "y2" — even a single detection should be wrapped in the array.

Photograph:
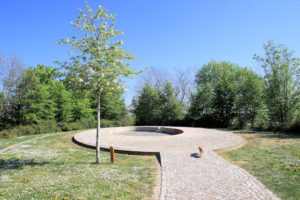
[
  {"x1": 57, "y1": 2, "x2": 136, "y2": 164},
  {"x1": 254, "y1": 41, "x2": 300, "y2": 129}
]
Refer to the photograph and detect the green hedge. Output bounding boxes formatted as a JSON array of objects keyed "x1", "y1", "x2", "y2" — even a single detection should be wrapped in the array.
[{"x1": 0, "y1": 116, "x2": 135, "y2": 139}]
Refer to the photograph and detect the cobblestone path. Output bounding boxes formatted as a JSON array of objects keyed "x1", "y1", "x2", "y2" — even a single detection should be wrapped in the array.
[
  {"x1": 74, "y1": 127, "x2": 280, "y2": 200},
  {"x1": 160, "y1": 151, "x2": 279, "y2": 200}
]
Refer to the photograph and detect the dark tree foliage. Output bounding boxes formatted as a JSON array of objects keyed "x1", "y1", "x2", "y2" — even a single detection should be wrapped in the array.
[
  {"x1": 20, "y1": 65, "x2": 59, "y2": 123},
  {"x1": 132, "y1": 82, "x2": 183, "y2": 126},
  {"x1": 188, "y1": 61, "x2": 264, "y2": 128},
  {"x1": 158, "y1": 82, "x2": 184, "y2": 125},
  {"x1": 100, "y1": 89, "x2": 127, "y2": 121},
  {"x1": 0, "y1": 64, "x2": 129, "y2": 132},
  {"x1": 132, "y1": 84, "x2": 160, "y2": 125}
]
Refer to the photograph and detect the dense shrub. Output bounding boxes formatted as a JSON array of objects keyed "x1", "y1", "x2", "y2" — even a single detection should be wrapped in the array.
[
  {"x1": 286, "y1": 118, "x2": 300, "y2": 134},
  {"x1": 115, "y1": 115, "x2": 135, "y2": 127},
  {"x1": 0, "y1": 118, "x2": 136, "y2": 138},
  {"x1": 58, "y1": 119, "x2": 97, "y2": 131},
  {"x1": 100, "y1": 119, "x2": 114, "y2": 128}
]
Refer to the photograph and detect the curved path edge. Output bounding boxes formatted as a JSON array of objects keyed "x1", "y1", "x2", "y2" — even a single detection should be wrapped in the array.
[{"x1": 73, "y1": 134, "x2": 160, "y2": 155}]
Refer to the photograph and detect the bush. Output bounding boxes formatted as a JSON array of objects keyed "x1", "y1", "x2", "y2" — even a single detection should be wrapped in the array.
[
  {"x1": 0, "y1": 117, "x2": 136, "y2": 139},
  {"x1": 38, "y1": 120, "x2": 61, "y2": 133},
  {"x1": 230, "y1": 118, "x2": 242, "y2": 130},
  {"x1": 101, "y1": 119, "x2": 114, "y2": 128},
  {"x1": 183, "y1": 115, "x2": 225, "y2": 128},
  {"x1": 252, "y1": 108, "x2": 269, "y2": 131},
  {"x1": 0, "y1": 130, "x2": 10, "y2": 138},
  {"x1": 80, "y1": 118, "x2": 97, "y2": 129},
  {"x1": 118, "y1": 115, "x2": 135, "y2": 126},
  {"x1": 58, "y1": 119, "x2": 97, "y2": 131},
  {"x1": 287, "y1": 118, "x2": 300, "y2": 134}
]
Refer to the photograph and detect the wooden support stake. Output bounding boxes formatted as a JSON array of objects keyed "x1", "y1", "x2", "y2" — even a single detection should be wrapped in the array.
[{"x1": 110, "y1": 146, "x2": 115, "y2": 164}]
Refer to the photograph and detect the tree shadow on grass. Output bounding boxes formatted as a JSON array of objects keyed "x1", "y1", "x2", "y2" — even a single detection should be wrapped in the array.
[
  {"x1": 225, "y1": 129, "x2": 259, "y2": 135},
  {"x1": 0, "y1": 158, "x2": 49, "y2": 170},
  {"x1": 260, "y1": 133, "x2": 300, "y2": 139}
]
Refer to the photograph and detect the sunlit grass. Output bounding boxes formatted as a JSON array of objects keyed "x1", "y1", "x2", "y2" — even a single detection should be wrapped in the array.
[
  {"x1": 0, "y1": 132, "x2": 157, "y2": 200},
  {"x1": 220, "y1": 131, "x2": 300, "y2": 200}
]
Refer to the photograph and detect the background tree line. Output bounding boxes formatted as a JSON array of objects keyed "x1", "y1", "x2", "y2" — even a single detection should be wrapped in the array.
[
  {"x1": 132, "y1": 41, "x2": 299, "y2": 133},
  {"x1": 1, "y1": 40, "x2": 299, "y2": 138},
  {"x1": 0, "y1": 56, "x2": 132, "y2": 138}
]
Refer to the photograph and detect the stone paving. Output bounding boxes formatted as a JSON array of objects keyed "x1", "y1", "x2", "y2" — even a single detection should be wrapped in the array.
[
  {"x1": 74, "y1": 127, "x2": 280, "y2": 200},
  {"x1": 160, "y1": 151, "x2": 279, "y2": 200}
]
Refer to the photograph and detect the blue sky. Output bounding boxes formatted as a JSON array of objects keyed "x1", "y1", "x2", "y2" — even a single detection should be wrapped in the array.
[{"x1": 1, "y1": 0, "x2": 300, "y2": 105}]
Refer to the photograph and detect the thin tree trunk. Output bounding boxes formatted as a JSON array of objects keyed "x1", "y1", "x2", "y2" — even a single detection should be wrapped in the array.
[{"x1": 96, "y1": 94, "x2": 101, "y2": 164}]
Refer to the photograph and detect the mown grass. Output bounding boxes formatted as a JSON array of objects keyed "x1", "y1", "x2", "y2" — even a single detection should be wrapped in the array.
[
  {"x1": 0, "y1": 132, "x2": 157, "y2": 200},
  {"x1": 220, "y1": 131, "x2": 300, "y2": 200},
  {"x1": 0, "y1": 134, "x2": 43, "y2": 150}
]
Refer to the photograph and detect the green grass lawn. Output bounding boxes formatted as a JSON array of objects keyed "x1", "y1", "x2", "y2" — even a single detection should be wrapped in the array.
[
  {"x1": 0, "y1": 130, "x2": 95, "y2": 150},
  {"x1": 0, "y1": 134, "x2": 44, "y2": 150},
  {"x1": 220, "y1": 131, "x2": 300, "y2": 200},
  {"x1": 0, "y1": 132, "x2": 158, "y2": 200}
]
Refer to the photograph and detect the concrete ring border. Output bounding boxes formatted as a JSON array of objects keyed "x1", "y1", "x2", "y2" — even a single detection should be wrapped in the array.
[{"x1": 73, "y1": 126, "x2": 184, "y2": 155}]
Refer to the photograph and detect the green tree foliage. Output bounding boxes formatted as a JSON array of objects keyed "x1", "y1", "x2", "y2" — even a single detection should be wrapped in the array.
[
  {"x1": 234, "y1": 68, "x2": 264, "y2": 128},
  {"x1": 133, "y1": 82, "x2": 183, "y2": 125},
  {"x1": 254, "y1": 41, "x2": 300, "y2": 129},
  {"x1": 132, "y1": 84, "x2": 160, "y2": 125},
  {"x1": 158, "y1": 82, "x2": 184, "y2": 125},
  {"x1": 12, "y1": 64, "x2": 95, "y2": 125},
  {"x1": 100, "y1": 88, "x2": 126, "y2": 121},
  {"x1": 189, "y1": 61, "x2": 264, "y2": 128},
  {"x1": 20, "y1": 65, "x2": 59, "y2": 123},
  {"x1": 54, "y1": 82, "x2": 74, "y2": 123},
  {"x1": 71, "y1": 90, "x2": 94, "y2": 121},
  {"x1": 0, "y1": 62, "x2": 129, "y2": 135}
]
